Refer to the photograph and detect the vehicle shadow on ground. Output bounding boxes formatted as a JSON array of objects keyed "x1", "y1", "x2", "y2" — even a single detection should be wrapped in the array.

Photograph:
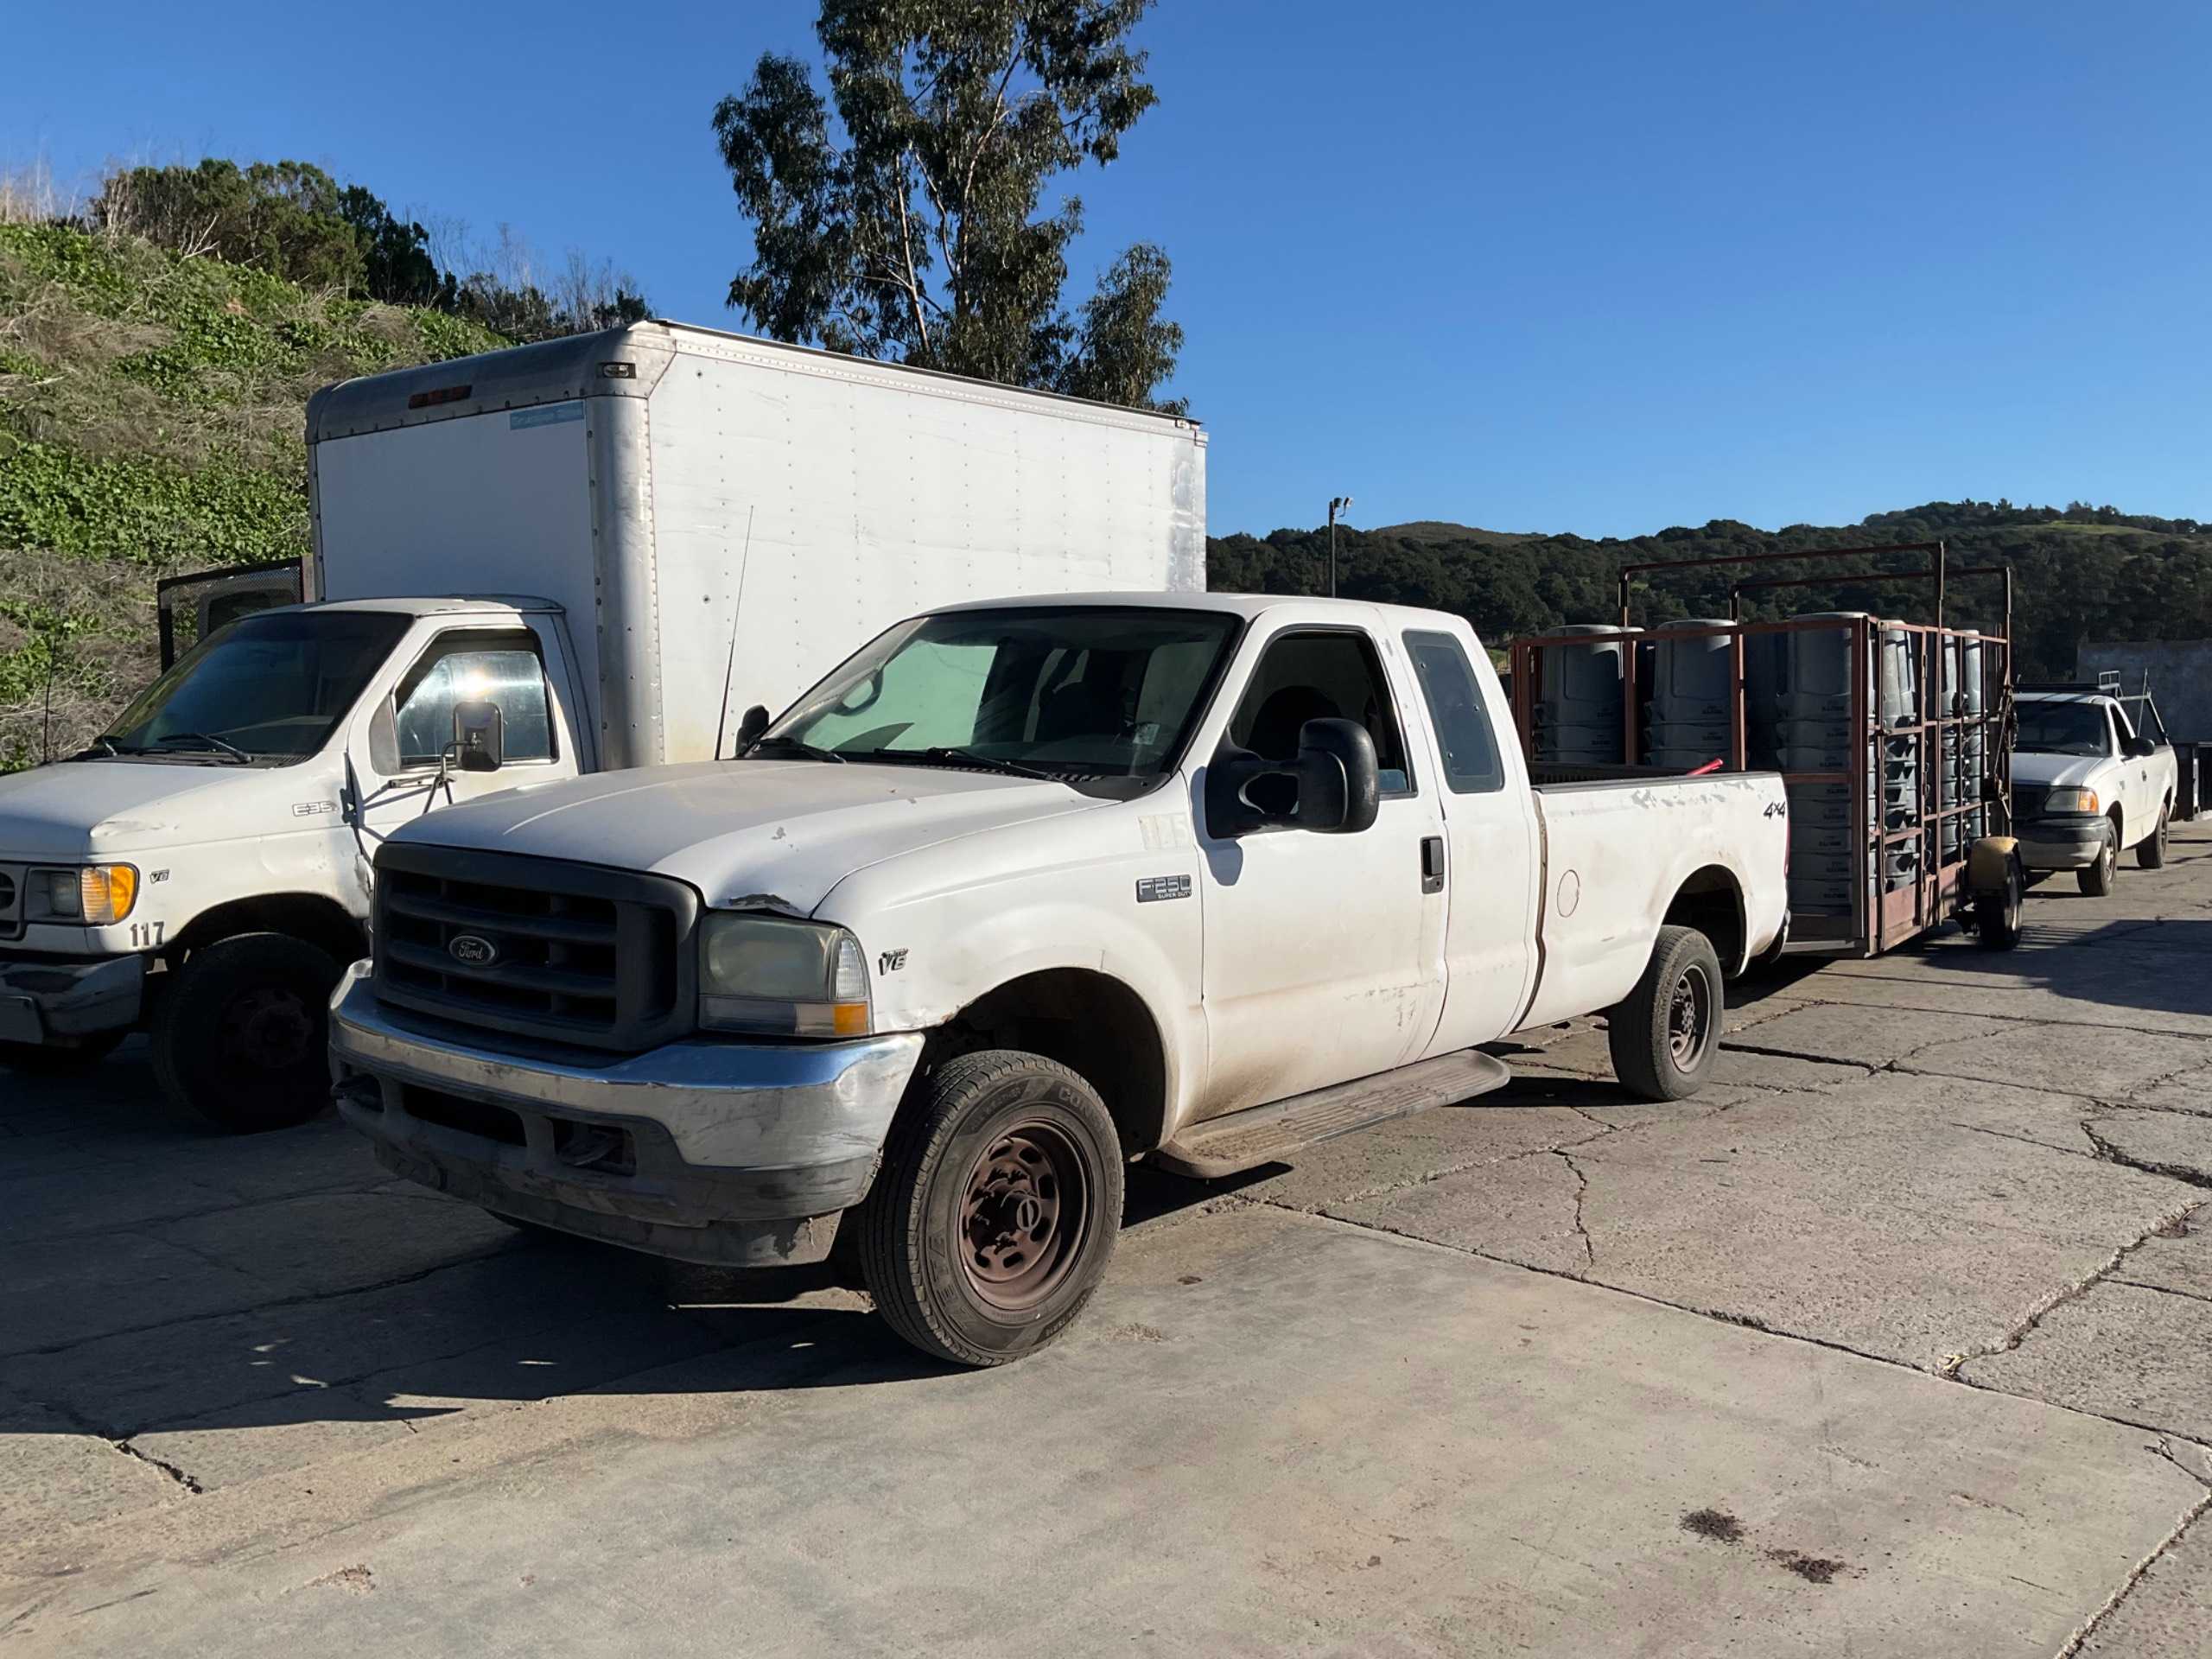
[
  {"x1": 1903, "y1": 916, "x2": 2212, "y2": 1023},
  {"x1": 1, "y1": 1047, "x2": 1259, "y2": 1455}
]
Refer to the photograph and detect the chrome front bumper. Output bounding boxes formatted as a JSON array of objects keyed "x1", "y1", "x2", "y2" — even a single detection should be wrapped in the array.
[
  {"x1": 0, "y1": 953, "x2": 145, "y2": 1047},
  {"x1": 327, "y1": 963, "x2": 925, "y2": 1266}
]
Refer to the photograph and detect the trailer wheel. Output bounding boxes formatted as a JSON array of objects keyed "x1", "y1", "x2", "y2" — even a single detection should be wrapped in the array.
[
  {"x1": 2138, "y1": 803, "x2": 2170, "y2": 869},
  {"x1": 1608, "y1": 925, "x2": 1723, "y2": 1102},
  {"x1": 150, "y1": 932, "x2": 343, "y2": 1134},
  {"x1": 1974, "y1": 853, "x2": 2024, "y2": 951},
  {"x1": 2077, "y1": 817, "x2": 2119, "y2": 897},
  {"x1": 855, "y1": 1049, "x2": 1122, "y2": 1368}
]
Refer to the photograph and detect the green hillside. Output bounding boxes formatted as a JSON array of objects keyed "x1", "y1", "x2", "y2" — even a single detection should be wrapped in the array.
[{"x1": 0, "y1": 220, "x2": 503, "y2": 766}]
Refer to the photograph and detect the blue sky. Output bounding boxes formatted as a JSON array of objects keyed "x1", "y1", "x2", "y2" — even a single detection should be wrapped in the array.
[{"x1": 9, "y1": 1, "x2": 2209, "y2": 537}]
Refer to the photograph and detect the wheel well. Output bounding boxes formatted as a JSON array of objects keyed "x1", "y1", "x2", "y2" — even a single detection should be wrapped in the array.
[
  {"x1": 1665, "y1": 866, "x2": 1745, "y2": 976},
  {"x1": 926, "y1": 969, "x2": 1170, "y2": 1158},
  {"x1": 171, "y1": 893, "x2": 365, "y2": 968},
  {"x1": 2109, "y1": 804, "x2": 2125, "y2": 844}
]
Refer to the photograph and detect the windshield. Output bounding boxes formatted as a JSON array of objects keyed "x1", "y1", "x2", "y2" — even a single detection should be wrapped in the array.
[
  {"x1": 759, "y1": 606, "x2": 1243, "y2": 797},
  {"x1": 2016, "y1": 701, "x2": 2111, "y2": 758},
  {"x1": 101, "y1": 610, "x2": 410, "y2": 764}
]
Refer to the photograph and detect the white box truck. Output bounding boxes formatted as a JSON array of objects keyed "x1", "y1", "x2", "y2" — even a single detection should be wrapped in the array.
[{"x1": 0, "y1": 321, "x2": 1205, "y2": 1130}]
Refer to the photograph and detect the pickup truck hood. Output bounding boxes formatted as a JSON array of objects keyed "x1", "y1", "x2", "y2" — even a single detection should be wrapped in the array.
[
  {"x1": 0, "y1": 757, "x2": 328, "y2": 859},
  {"x1": 386, "y1": 760, "x2": 1105, "y2": 915},
  {"x1": 2011, "y1": 752, "x2": 2105, "y2": 790}
]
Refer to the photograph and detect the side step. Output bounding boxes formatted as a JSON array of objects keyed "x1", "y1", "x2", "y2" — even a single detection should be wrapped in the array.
[{"x1": 1150, "y1": 1049, "x2": 1513, "y2": 1179}]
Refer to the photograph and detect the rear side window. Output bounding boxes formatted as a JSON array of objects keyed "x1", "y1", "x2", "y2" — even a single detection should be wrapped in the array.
[{"x1": 1402, "y1": 630, "x2": 1504, "y2": 794}]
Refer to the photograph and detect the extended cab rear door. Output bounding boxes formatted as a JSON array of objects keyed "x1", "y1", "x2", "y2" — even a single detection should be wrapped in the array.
[
  {"x1": 1192, "y1": 614, "x2": 1447, "y2": 1119},
  {"x1": 1397, "y1": 626, "x2": 1541, "y2": 1055}
]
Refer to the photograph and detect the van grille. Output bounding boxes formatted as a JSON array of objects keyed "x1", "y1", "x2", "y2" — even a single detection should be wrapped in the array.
[
  {"x1": 373, "y1": 845, "x2": 698, "y2": 1052},
  {"x1": 0, "y1": 865, "x2": 19, "y2": 941}
]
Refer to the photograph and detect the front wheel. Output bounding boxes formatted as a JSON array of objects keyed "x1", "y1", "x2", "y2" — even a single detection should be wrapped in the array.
[
  {"x1": 2138, "y1": 804, "x2": 2170, "y2": 869},
  {"x1": 855, "y1": 1050, "x2": 1123, "y2": 1367},
  {"x1": 1608, "y1": 925, "x2": 1724, "y2": 1102},
  {"x1": 2078, "y1": 821, "x2": 2119, "y2": 896},
  {"x1": 150, "y1": 932, "x2": 345, "y2": 1133}
]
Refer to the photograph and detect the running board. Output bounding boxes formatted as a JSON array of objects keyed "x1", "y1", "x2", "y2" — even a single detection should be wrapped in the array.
[{"x1": 1150, "y1": 1049, "x2": 1513, "y2": 1179}]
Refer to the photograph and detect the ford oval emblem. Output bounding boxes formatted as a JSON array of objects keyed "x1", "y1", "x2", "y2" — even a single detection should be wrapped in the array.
[{"x1": 449, "y1": 934, "x2": 499, "y2": 968}]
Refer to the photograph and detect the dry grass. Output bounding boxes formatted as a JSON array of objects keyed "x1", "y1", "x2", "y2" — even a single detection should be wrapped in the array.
[{"x1": 0, "y1": 550, "x2": 170, "y2": 766}]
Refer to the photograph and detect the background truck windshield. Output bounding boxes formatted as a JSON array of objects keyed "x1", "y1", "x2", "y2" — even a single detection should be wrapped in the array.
[
  {"x1": 763, "y1": 607, "x2": 1240, "y2": 793},
  {"x1": 2016, "y1": 702, "x2": 2112, "y2": 757},
  {"x1": 102, "y1": 611, "x2": 409, "y2": 763}
]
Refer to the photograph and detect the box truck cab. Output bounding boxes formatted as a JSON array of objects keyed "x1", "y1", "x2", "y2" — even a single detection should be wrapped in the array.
[{"x1": 0, "y1": 322, "x2": 1205, "y2": 1128}]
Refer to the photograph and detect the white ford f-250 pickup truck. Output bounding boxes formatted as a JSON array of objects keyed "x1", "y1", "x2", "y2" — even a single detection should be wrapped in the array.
[
  {"x1": 332, "y1": 594, "x2": 1788, "y2": 1365},
  {"x1": 2012, "y1": 686, "x2": 2178, "y2": 896}
]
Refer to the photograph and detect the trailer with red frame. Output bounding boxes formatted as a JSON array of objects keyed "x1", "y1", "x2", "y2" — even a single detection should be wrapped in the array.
[{"x1": 1508, "y1": 542, "x2": 2025, "y2": 958}]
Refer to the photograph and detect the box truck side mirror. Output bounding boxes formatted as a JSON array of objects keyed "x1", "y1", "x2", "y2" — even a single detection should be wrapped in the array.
[
  {"x1": 735, "y1": 704, "x2": 771, "y2": 751},
  {"x1": 453, "y1": 701, "x2": 505, "y2": 772}
]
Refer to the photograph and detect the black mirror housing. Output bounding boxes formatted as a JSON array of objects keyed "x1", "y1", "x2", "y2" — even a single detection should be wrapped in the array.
[
  {"x1": 735, "y1": 704, "x2": 771, "y2": 750},
  {"x1": 452, "y1": 700, "x2": 505, "y2": 773},
  {"x1": 1205, "y1": 717, "x2": 1381, "y2": 837},
  {"x1": 2125, "y1": 734, "x2": 2157, "y2": 760}
]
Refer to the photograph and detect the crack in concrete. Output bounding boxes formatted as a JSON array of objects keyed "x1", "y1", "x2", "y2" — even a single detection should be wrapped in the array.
[
  {"x1": 2082, "y1": 1120, "x2": 2212, "y2": 1189},
  {"x1": 2108, "y1": 1276, "x2": 2212, "y2": 1309},
  {"x1": 1766, "y1": 979, "x2": 2212, "y2": 1045},
  {"x1": 112, "y1": 1439, "x2": 203, "y2": 1495},
  {"x1": 1942, "y1": 1202, "x2": 2202, "y2": 1379},
  {"x1": 1717, "y1": 1039, "x2": 1876, "y2": 1073},
  {"x1": 2056, "y1": 1470, "x2": 2211, "y2": 1658},
  {"x1": 1555, "y1": 1150, "x2": 1594, "y2": 1274}
]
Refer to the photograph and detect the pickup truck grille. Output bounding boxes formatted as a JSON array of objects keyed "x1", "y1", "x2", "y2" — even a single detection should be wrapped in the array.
[
  {"x1": 2012, "y1": 784, "x2": 2050, "y2": 820},
  {"x1": 0, "y1": 865, "x2": 20, "y2": 941},
  {"x1": 372, "y1": 845, "x2": 698, "y2": 1053}
]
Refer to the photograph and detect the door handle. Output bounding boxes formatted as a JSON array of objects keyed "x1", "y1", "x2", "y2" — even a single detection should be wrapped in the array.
[{"x1": 1420, "y1": 835, "x2": 1446, "y2": 894}]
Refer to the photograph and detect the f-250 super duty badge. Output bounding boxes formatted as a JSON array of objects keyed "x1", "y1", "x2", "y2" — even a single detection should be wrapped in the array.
[{"x1": 1135, "y1": 875, "x2": 1192, "y2": 904}]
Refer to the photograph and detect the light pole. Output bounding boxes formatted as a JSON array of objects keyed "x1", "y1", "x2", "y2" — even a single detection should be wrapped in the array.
[{"x1": 1327, "y1": 494, "x2": 1353, "y2": 597}]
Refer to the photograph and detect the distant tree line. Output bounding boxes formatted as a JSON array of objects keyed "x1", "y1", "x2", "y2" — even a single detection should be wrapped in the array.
[
  {"x1": 1209, "y1": 500, "x2": 2212, "y2": 680},
  {"x1": 89, "y1": 158, "x2": 649, "y2": 342}
]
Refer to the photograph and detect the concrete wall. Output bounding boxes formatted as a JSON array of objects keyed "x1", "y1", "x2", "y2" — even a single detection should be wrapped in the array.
[{"x1": 2076, "y1": 640, "x2": 2212, "y2": 741}]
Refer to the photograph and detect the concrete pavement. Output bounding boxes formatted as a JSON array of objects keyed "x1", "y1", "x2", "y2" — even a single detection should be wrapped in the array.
[{"x1": 4, "y1": 823, "x2": 2210, "y2": 1655}]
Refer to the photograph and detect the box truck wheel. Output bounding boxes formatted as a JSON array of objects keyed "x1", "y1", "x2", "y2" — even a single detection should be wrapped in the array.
[
  {"x1": 1608, "y1": 925, "x2": 1723, "y2": 1102},
  {"x1": 151, "y1": 932, "x2": 344, "y2": 1134},
  {"x1": 855, "y1": 1049, "x2": 1123, "y2": 1367}
]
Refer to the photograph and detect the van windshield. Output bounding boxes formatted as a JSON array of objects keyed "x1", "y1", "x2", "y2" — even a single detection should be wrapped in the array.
[
  {"x1": 756, "y1": 607, "x2": 1242, "y2": 798},
  {"x1": 98, "y1": 611, "x2": 410, "y2": 765}
]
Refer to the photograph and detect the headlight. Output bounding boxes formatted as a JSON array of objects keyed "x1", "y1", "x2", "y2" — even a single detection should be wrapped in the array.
[
  {"x1": 2044, "y1": 787, "x2": 2100, "y2": 815},
  {"x1": 697, "y1": 913, "x2": 872, "y2": 1037},
  {"x1": 26, "y1": 865, "x2": 139, "y2": 925}
]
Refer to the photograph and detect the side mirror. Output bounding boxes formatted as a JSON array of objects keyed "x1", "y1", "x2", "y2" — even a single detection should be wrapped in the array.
[
  {"x1": 1292, "y1": 717, "x2": 1381, "y2": 834},
  {"x1": 1205, "y1": 717, "x2": 1380, "y2": 837},
  {"x1": 2125, "y1": 735, "x2": 2157, "y2": 760},
  {"x1": 735, "y1": 704, "x2": 771, "y2": 751},
  {"x1": 452, "y1": 700, "x2": 505, "y2": 773}
]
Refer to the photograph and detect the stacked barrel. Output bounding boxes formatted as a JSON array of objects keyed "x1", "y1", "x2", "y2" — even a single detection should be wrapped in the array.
[
  {"x1": 1769, "y1": 613, "x2": 1920, "y2": 914},
  {"x1": 1643, "y1": 621, "x2": 1738, "y2": 769},
  {"x1": 1531, "y1": 626, "x2": 1635, "y2": 765}
]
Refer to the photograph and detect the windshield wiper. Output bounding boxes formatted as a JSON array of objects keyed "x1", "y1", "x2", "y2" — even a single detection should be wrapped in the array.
[
  {"x1": 913, "y1": 747, "x2": 1058, "y2": 781},
  {"x1": 150, "y1": 731, "x2": 252, "y2": 764},
  {"x1": 69, "y1": 735, "x2": 127, "y2": 760},
  {"x1": 746, "y1": 734, "x2": 847, "y2": 764}
]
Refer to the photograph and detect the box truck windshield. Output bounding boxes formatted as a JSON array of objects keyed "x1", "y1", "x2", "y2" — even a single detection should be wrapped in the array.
[{"x1": 98, "y1": 610, "x2": 409, "y2": 765}]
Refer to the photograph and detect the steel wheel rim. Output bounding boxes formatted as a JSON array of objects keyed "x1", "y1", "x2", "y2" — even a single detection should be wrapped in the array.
[
  {"x1": 1667, "y1": 963, "x2": 1713, "y2": 1070},
  {"x1": 958, "y1": 1121, "x2": 1090, "y2": 1312},
  {"x1": 219, "y1": 987, "x2": 315, "y2": 1075}
]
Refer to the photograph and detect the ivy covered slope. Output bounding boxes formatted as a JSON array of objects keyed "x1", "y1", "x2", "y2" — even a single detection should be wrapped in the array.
[{"x1": 0, "y1": 222, "x2": 502, "y2": 768}]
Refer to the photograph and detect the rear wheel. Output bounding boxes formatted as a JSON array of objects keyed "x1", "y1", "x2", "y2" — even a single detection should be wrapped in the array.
[
  {"x1": 0, "y1": 1031, "x2": 124, "y2": 1074},
  {"x1": 2077, "y1": 819, "x2": 2119, "y2": 897},
  {"x1": 2138, "y1": 804, "x2": 2170, "y2": 869},
  {"x1": 150, "y1": 933, "x2": 344, "y2": 1133},
  {"x1": 1975, "y1": 853, "x2": 2024, "y2": 950},
  {"x1": 1608, "y1": 925, "x2": 1723, "y2": 1102},
  {"x1": 855, "y1": 1049, "x2": 1122, "y2": 1367}
]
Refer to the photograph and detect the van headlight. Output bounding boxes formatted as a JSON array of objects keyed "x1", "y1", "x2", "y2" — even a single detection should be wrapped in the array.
[
  {"x1": 26, "y1": 865, "x2": 139, "y2": 925},
  {"x1": 697, "y1": 913, "x2": 872, "y2": 1038},
  {"x1": 2044, "y1": 787, "x2": 2100, "y2": 815}
]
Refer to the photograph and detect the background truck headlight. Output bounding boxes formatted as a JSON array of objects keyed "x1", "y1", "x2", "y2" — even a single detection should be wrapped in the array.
[
  {"x1": 26, "y1": 865, "x2": 139, "y2": 925},
  {"x1": 2044, "y1": 787, "x2": 2100, "y2": 815},
  {"x1": 697, "y1": 913, "x2": 872, "y2": 1037}
]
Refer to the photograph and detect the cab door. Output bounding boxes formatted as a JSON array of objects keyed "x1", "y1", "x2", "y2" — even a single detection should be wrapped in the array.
[
  {"x1": 350, "y1": 620, "x2": 585, "y2": 859},
  {"x1": 1193, "y1": 621, "x2": 1447, "y2": 1120}
]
